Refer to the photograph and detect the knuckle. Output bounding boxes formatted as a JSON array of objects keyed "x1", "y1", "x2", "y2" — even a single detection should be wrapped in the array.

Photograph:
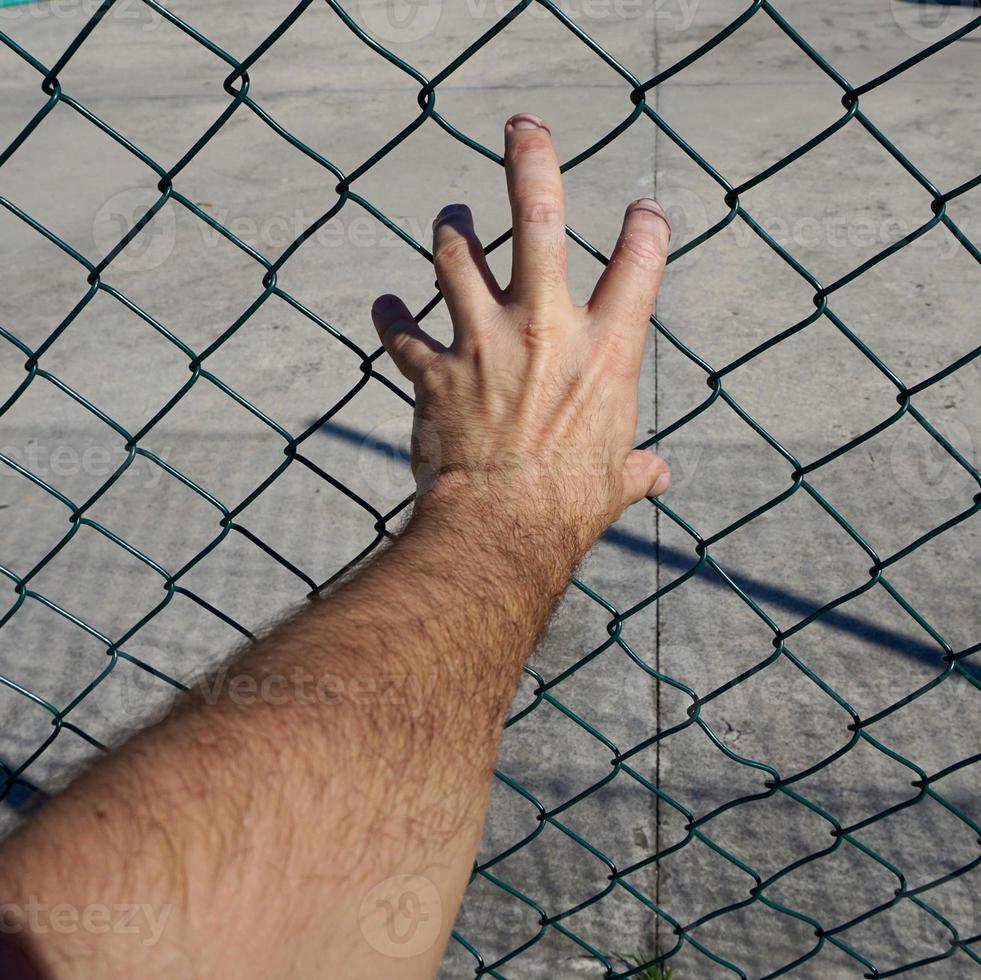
[
  {"x1": 616, "y1": 229, "x2": 667, "y2": 267},
  {"x1": 515, "y1": 194, "x2": 563, "y2": 226},
  {"x1": 601, "y1": 332, "x2": 638, "y2": 375},
  {"x1": 386, "y1": 326, "x2": 415, "y2": 358},
  {"x1": 413, "y1": 351, "x2": 445, "y2": 387},
  {"x1": 517, "y1": 315, "x2": 556, "y2": 344},
  {"x1": 416, "y1": 356, "x2": 442, "y2": 385},
  {"x1": 433, "y1": 235, "x2": 474, "y2": 273}
]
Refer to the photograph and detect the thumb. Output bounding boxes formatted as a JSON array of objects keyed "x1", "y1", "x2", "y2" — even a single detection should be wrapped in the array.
[
  {"x1": 372, "y1": 294, "x2": 445, "y2": 384},
  {"x1": 621, "y1": 449, "x2": 671, "y2": 509}
]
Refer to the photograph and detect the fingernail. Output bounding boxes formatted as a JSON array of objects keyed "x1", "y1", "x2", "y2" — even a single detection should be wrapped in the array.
[
  {"x1": 508, "y1": 113, "x2": 548, "y2": 131},
  {"x1": 433, "y1": 203, "x2": 469, "y2": 227},
  {"x1": 653, "y1": 472, "x2": 671, "y2": 496},
  {"x1": 629, "y1": 199, "x2": 669, "y2": 222}
]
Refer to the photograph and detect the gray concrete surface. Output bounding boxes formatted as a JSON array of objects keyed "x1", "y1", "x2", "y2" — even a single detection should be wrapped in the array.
[{"x1": 0, "y1": 0, "x2": 978, "y2": 977}]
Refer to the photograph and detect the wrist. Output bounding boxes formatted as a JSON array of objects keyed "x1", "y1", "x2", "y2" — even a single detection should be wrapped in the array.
[{"x1": 404, "y1": 469, "x2": 587, "y2": 596}]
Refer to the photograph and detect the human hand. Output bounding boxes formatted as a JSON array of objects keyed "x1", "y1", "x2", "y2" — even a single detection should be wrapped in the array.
[{"x1": 372, "y1": 113, "x2": 671, "y2": 560}]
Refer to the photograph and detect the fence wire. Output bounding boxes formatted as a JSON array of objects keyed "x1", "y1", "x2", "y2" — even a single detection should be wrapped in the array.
[{"x1": 0, "y1": 1, "x2": 979, "y2": 977}]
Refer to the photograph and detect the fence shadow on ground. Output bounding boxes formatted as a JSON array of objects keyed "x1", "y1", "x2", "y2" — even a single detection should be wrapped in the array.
[{"x1": 314, "y1": 418, "x2": 979, "y2": 682}]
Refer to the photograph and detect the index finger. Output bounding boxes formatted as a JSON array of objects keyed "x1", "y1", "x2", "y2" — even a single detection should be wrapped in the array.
[{"x1": 504, "y1": 114, "x2": 570, "y2": 307}]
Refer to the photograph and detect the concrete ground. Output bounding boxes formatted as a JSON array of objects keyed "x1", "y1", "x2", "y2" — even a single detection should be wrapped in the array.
[{"x1": 0, "y1": 0, "x2": 978, "y2": 977}]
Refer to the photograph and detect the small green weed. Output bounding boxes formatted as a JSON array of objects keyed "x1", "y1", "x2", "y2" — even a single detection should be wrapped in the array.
[{"x1": 617, "y1": 953, "x2": 678, "y2": 980}]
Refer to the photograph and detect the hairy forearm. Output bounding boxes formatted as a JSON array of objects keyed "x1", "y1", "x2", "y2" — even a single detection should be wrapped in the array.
[
  {"x1": 0, "y1": 485, "x2": 578, "y2": 979},
  {"x1": 0, "y1": 110, "x2": 672, "y2": 980}
]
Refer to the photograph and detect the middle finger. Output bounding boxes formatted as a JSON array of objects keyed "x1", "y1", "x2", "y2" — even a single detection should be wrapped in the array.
[{"x1": 503, "y1": 113, "x2": 570, "y2": 308}]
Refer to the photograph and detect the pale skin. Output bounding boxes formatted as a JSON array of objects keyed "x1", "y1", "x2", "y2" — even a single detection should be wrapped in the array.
[{"x1": 0, "y1": 114, "x2": 670, "y2": 979}]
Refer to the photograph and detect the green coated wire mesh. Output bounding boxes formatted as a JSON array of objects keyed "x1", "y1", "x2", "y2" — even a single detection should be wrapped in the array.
[{"x1": 0, "y1": 1, "x2": 979, "y2": 977}]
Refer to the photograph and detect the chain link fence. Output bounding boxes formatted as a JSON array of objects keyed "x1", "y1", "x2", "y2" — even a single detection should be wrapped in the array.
[{"x1": 0, "y1": 0, "x2": 979, "y2": 976}]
